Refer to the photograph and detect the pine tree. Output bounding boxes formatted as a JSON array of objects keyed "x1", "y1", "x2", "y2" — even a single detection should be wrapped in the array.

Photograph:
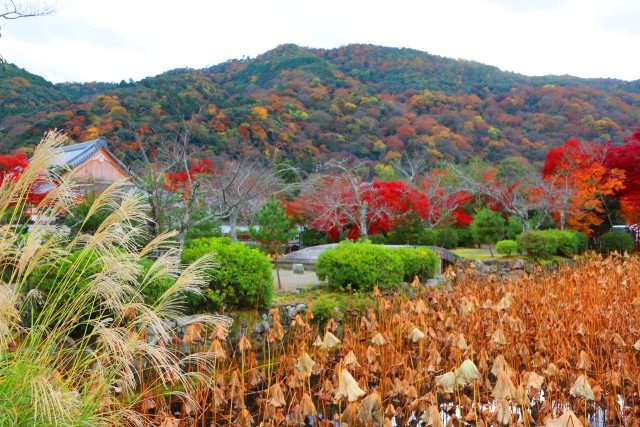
[
  {"x1": 250, "y1": 195, "x2": 298, "y2": 290},
  {"x1": 470, "y1": 208, "x2": 505, "y2": 256}
]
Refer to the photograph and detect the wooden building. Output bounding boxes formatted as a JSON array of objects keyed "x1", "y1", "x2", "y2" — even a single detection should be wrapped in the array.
[{"x1": 53, "y1": 137, "x2": 134, "y2": 193}]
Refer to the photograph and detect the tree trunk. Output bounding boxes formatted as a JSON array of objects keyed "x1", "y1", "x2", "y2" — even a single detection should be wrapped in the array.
[
  {"x1": 275, "y1": 254, "x2": 282, "y2": 290},
  {"x1": 521, "y1": 213, "x2": 530, "y2": 231},
  {"x1": 229, "y1": 208, "x2": 239, "y2": 243},
  {"x1": 359, "y1": 201, "x2": 368, "y2": 241},
  {"x1": 560, "y1": 210, "x2": 566, "y2": 231}
]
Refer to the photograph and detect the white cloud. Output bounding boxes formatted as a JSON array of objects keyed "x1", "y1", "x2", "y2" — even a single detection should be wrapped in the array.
[{"x1": 1, "y1": 0, "x2": 639, "y2": 82}]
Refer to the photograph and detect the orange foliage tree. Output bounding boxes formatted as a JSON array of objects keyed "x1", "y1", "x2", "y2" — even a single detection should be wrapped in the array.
[{"x1": 543, "y1": 138, "x2": 625, "y2": 235}]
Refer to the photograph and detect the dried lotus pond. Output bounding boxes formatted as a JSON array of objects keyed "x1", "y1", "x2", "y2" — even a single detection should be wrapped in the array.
[{"x1": 144, "y1": 253, "x2": 640, "y2": 426}]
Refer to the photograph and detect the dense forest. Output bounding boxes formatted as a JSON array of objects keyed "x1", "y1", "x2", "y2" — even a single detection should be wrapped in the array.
[{"x1": 1, "y1": 43, "x2": 639, "y2": 171}]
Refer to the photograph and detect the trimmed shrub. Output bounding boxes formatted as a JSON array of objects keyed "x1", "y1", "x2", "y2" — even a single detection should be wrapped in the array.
[
  {"x1": 506, "y1": 216, "x2": 523, "y2": 240},
  {"x1": 496, "y1": 240, "x2": 518, "y2": 256},
  {"x1": 568, "y1": 230, "x2": 589, "y2": 253},
  {"x1": 456, "y1": 227, "x2": 477, "y2": 248},
  {"x1": 599, "y1": 231, "x2": 635, "y2": 254},
  {"x1": 517, "y1": 230, "x2": 557, "y2": 259},
  {"x1": 395, "y1": 247, "x2": 438, "y2": 282},
  {"x1": 435, "y1": 226, "x2": 459, "y2": 249},
  {"x1": 544, "y1": 230, "x2": 579, "y2": 257},
  {"x1": 316, "y1": 241, "x2": 404, "y2": 291},
  {"x1": 181, "y1": 237, "x2": 273, "y2": 309}
]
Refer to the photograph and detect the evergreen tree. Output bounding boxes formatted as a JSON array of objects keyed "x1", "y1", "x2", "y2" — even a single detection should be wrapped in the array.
[
  {"x1": 470, "y1": 208, "x2": 505, "y2": 256},
  {"x1": 250, "y1": 195, "x2": 298, "y2": 289}
]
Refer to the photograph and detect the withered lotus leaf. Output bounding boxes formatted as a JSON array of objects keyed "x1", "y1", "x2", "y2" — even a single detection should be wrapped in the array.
[
  {"x1": 334, "y1": 369, "x2": 366, "y2": 402},
  {"x1": 299, "y1": 392, "x2": 317, "y2": 417},
  {"x1": 491, "y1": 354, "x2": 513, "y2": 377},
  {"x1": 409, "y1": 327, "x2": 425, "y2": 342},
  {"x1": 634, "y1": 339, "x2": 640, "y2": 351},
  {"x1": 320, "y1": 331, "x2": 340, "y2": 349},
  {"x1": 420, "y1": 405, "x2": 443, "y2": 427},
  {"x1": 267, "y1": 383, "x2": 286, "y2": 408},
  {"x1": 182, "y1": 323, "x2": 202, "y2": 345},
  {"x1": 343, "y1": 350, "x2": 360, "y2": 368},
  {"x1": 525, "y1": 371, "x2": 545, "y2": 389},
  {"x1": 371, "y1": 332, "x2": 386, "y2": 346},
  {"x1": 569, "y1": 374, "x2": 595, "y2": 400},
  {"x1": 456, "y1": 359, "x2": 481, "y2": 386},
  {"x1": 237, "y1": 335, "x2": 252, "y2": 352},
  {"x1": 492, "y1": 370, "x2": 517, "y2": 400},
  {"x1": 208, "y1": 339, "x2": 226, "y2": 359},
  {"x1": 544, "y1": 410, "x2": 584, "y2": 427},
  {"x1": 491, "y1": 326, "x2": 506, "y2": 346},
  {"x1": 296, "y1": 352, "x2": 315, "y2": 378},
  {"x1": 495, "y1": 399, "x2": 511, "y2": 425},
  {"x1": 159, "y1": 417, "x2": 180, "y2": 427},
  {"x1": 358, "y1": 391, "x2": 383, "y2": 424},
  {"x1": 435, "y1": 371, "x2": 457, "y2": 393},
  {"x1": 235, "y1": 408, "x2": 253, "y2": 427}
]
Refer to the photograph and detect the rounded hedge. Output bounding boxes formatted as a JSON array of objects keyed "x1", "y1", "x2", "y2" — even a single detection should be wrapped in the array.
[
  {"x1": 516, "y1": 230, "x2": 557, "y2": 259},
  {"x1": 599, "y1": 231, "x2": 635, "y2": 254},
  {"x1": 544, "y1": 230, "x2": 579, "y2": 257},
  {"x1": 181, "y1": 237, "x2": 273, "y2": 309},
  {"x1": 395, "y1": 247, "x2": 438, "y2": 283},
  {"x1": 316, "y1": 241, "x2": 404, "y2": 291},
  {"x1": 496, "y1": 240, "x2": 518, "y2": 256},
  {"x1": 569, "y1": 230, "x2": 589, "y2": 253}
]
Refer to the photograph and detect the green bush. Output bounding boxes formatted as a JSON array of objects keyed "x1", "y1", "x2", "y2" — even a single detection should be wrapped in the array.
[
  {"x1": 506, "y1": 216, "x2": 523, "y2": 240},
  {"x1": 415, "y1": 228, "x2": 438, "y2": 246},
  {"x1": 496, "y1": 240, "x2": 518, "y2": 256},
  {"x1": 312, "y1": 293, "x2": 344, "y2": 324},
  {"x1": 544, "y1": 230, "x2": 579, "y2": 257},
  {"x1": 456, "y1": 227, "x2": 477, "y2": 247},
  {"x1": 395, "y1": 247, "x2": 438, "y2": 282},
  {"x1": 516, "y1": 230, "x2": 558, "y2": 259},
  {"x1": 368, "y1": 234, "x2": 387, "y2": 244},
  {"x1": 599, "y1": 231, "x2": 635, "y2": 254},
  {"x1": 181, "y1": 237, "x2": 273, "y2": 309},
  {"x1": 435, "y1": 226, "x2": 459, "y2": 249},
  {"x1": 138, "y1": 258, "x2": 203, "y2": 310},
  {"x1": 300, "y1": 228, "x2": 331, "y2": 247},
  {"x1": 316, "y1": 241, "x2": 404, "y2": 291},
  {"x1": 568, "y1": 230, "x2": 589, "y2": 253}
]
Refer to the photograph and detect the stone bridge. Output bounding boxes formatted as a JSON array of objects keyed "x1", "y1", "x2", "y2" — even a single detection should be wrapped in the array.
[{"x1": 278, "y1": 244, "x2": 463, "y2": 274}]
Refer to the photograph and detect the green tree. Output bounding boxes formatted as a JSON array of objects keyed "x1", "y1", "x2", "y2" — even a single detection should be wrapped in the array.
[
  {"x1": 250, "y1": 195, "x2": 298, "y2": 289},
  {"x1": 470, "y1": 208, "x2": 505, "y2": 256}
]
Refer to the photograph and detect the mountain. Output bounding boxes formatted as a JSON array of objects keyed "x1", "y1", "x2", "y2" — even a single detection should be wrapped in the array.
[{"x1": 1, "y1": 43, "x2": 639, "y2": 170}]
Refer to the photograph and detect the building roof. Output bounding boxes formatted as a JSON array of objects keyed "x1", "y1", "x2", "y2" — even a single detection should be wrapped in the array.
[{"x1": 54, "y1": 137, "x2": 130, "y2": 174}]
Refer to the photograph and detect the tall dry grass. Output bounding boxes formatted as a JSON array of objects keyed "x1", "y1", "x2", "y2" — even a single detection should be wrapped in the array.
[{"x1": 0, "y1": 131, "x2": 230, "y2": 426}]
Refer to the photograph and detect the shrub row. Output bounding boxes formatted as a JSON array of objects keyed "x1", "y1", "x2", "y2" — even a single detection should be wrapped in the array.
[
  {"x1": 316, "y1": 241, "x2": 437, "y2": 291},
  {"x1": 515, "y1": 229, "x2": 589, "y2": 259}
]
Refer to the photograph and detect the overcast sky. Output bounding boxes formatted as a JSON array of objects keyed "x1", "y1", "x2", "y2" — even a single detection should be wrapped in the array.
[{"x1": 2, "y1": 0, "x2": 639, "y2": 83}]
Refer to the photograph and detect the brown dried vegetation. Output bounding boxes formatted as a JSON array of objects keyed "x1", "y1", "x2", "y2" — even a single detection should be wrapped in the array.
[{"x1": 146, "y1": 253, "x2": 640, "y2": 426}]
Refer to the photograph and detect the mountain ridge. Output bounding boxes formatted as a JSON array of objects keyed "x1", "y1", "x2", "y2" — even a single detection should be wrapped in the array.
[{"x1": 1, "y1": 43, "x2": 639, "y2": 169}]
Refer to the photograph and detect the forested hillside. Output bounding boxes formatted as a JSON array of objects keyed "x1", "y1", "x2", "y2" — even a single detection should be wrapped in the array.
[{"x1": 1, "y1": 43, "x2": 639, "y2": 170}]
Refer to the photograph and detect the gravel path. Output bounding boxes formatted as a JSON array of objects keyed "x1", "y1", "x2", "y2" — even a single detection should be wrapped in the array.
[{"x1": 272, "y1": 269, "x2": 320, "y2": 291}]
